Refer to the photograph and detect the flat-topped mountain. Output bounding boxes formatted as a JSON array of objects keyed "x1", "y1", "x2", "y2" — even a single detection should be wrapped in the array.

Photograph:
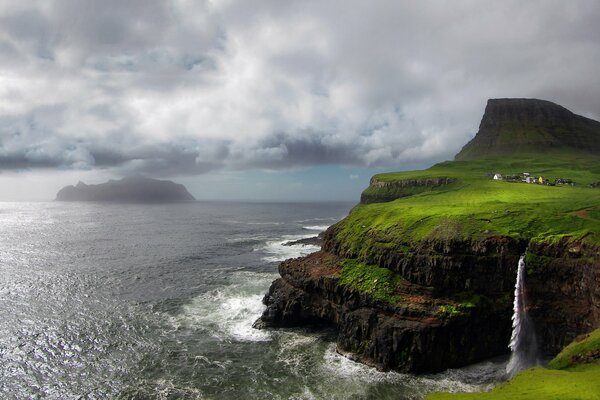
[
  {"x1": 455, "y1": 98, "x2": 600, "y2": 161},
  {"x1": 56, "y1": 176, "x2": 195, "y2": 202}
]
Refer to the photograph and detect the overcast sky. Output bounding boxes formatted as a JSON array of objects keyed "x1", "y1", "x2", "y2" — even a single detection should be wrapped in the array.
[{"x1": 1, "y1": 0, "x2": 599, "y2": 201}]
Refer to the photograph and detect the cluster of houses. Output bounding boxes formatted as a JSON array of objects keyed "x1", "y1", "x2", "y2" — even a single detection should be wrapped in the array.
[{"x1": 488, "y1": 172, "x2": 576, "y2": 186}]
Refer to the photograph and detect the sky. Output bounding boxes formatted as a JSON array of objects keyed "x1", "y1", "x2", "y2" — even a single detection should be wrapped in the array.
[{"x1": 1, "y1": 1, "x2": 599, "y2": 201}]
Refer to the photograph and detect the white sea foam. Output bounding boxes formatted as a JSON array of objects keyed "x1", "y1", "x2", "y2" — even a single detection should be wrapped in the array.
[
  {"x1": 258, "y1": 234, "x2": 321, "y2": 262},
  {"x1": 178, "y1": 271, "x2": 276, "y2": 342},
  {"x1": 302, "y1": 225, "x2": 330, "y2": 231},
  {"x1": 276, "y1": 332, "x2": 320, "y2": 371},
  {"x1": 296, "y1": 217, "x2": 338, "y2": 223},
  {"x1": 322, "y1": 344, "x2": 402, "y2": 383},
  {"x1": 321, "y1": 344, "x2": 500, "y2": 397}
]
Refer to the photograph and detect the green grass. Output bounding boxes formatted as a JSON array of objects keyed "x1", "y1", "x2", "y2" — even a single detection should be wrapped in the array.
[
  {"x1": 339, "y1": 259, "x2": 403, "y2": 304},
  {"x1": 547, "y1": 328, "x2": 600, "y2": 371},
  {"x1": 333, "y1": 155, "x2": 600, "y2": 259},
  {"x1": 426, "y1": 328, "x2": 600, "y2": 400}
]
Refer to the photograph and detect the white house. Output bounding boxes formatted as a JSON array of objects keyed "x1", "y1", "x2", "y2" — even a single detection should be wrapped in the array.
[{"x1": 493, "y1": 173, "x2": 503, "y2": 180}]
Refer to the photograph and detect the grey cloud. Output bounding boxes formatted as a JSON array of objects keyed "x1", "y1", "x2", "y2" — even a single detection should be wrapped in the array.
[{"x1": 0, "y1": 1, "x2": 599, "y2": 177}]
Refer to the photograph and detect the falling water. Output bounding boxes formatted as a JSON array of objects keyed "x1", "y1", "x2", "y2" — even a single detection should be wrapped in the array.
[{"x1": 506, "y1": 255, "x2": 538, "y2": 377}]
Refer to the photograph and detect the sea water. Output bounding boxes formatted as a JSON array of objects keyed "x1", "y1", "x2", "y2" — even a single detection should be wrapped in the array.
[{"x1": 0, "y1": 201, "x2": 507, "y2": 399}]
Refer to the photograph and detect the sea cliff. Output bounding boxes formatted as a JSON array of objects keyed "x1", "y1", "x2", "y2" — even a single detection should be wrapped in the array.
[{"x1": 256, "y1": 98, "x2": 600, "y2": 373}]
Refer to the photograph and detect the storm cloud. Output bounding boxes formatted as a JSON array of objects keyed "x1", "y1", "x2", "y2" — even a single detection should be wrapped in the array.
[{"x1": 1, "y1": 0, "x2": 599, "y2": 175}]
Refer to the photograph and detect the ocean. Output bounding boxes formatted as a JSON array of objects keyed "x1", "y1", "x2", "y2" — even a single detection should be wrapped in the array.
[{"x1": 0, "y1": 201, "x2": 506, "y2": 399}]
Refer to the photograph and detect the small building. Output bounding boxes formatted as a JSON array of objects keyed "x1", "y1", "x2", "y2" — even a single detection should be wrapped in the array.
[
  {"x1": 525, "y1": 176, "x2": 535, "y2": 184},
  {"x1": 493, "y1": 173, "x2": 503, "y2": 180}
]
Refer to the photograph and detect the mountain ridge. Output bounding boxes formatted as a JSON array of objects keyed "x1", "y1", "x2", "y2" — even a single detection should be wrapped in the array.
[{"x1": 455, "y1": 98, "x2": 600, "y2": 161}]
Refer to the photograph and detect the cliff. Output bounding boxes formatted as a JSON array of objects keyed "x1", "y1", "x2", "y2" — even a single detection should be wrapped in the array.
[
  {"x1": 56, "y1": 176, "x2": 195, "y2": 202},
  {"x1": 256, "y1": 98, "x2": 600, "y2": 373},
  {"x1": 455, "y1": 98, "x2": 600, "y2": 161}
]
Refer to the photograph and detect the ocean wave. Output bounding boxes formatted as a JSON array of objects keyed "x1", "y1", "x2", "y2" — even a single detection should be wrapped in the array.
[
  {"x1": 175, "y1": 271, "x2": 276, "y2": 343},
  {"x1": 321, "y1": 344, "x2": 503, "y2": 398},
  {"x1": 276, "y1": 332, "x2": 321, "y2": 372},
  {"x1": 302, "y1": 225, "x2": 330, "y2": 231},
  {"x1": 296, "y1": 217, "x2": 338, "y2": 223},
  {"x1": 257, "y1": 235, "x2": 321, "y2": 263}
]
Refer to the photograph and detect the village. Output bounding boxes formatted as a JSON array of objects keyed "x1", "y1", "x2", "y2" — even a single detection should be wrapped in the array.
[{"x1": 488, "y1": 172, "x2": 577, "y2": 186}]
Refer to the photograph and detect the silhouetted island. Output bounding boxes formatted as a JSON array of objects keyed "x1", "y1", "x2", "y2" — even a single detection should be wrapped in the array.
[{"x1": 56, "y1": 176, "x2": 195, "y2": 202}]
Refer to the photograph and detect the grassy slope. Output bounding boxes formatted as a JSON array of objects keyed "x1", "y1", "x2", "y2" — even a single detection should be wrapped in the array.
[
  {"x1": 427, "y1": 328, "x2": 600, "y2": 400},
  {"x1": 334, "y1": 155, "x2": 600, "y2": 257}
]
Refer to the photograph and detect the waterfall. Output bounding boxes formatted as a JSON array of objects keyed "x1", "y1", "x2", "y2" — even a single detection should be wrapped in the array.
[{"x1": 506, "y1": 255, "x2": 538, "y2": 377}]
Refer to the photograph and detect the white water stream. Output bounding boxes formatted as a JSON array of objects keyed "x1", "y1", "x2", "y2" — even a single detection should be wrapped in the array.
[{"x1": 506, "y1": 255, "x2": 538, "y2": 376}]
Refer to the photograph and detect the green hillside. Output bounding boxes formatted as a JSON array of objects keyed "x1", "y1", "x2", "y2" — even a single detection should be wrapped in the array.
[
  {"x1": 427, "y1": 328, "x2": 600, "y2": 400},
  {"x1": 333, "y1": 155, "x2": 600, "y2": 262}
]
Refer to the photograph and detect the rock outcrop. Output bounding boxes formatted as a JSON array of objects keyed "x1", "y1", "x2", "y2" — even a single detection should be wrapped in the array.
[
  {"x1": 525, "y1": 240, "x2": 600, "y2": 354},
  {"x1": 361, "y1": 177, "x2": 455, "y2": 204},
  {"x1": 56, "y1": 176, "x2": 195, "y2": 202},
  {"x1": 258, "y1": 230, "x2": 600, "y2": 372},
  {"x1": 455, "y1": 98, "x2": 600, "y2": 161},
  {"x1": 257, "y1": 250, "x2": 512, "y2": 373}
]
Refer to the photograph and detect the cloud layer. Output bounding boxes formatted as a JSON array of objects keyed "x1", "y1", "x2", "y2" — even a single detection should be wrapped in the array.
[{"x1": 1, "y1": 0, "x2": 599, "y2": 176}]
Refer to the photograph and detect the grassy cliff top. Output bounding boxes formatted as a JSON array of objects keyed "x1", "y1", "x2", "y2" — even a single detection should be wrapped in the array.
[
  {"x1": 427, "y1": 327, "x2": 600, "y2": 400},
  {"x1": 333, "y1": 155, "x2": 600, "y2": 253}
]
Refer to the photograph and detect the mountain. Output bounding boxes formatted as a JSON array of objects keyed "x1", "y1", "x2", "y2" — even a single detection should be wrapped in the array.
[
  {"x1": 455, "y1": 98, "x2": 600, "y2": 161},
  {"x1": 256, "y1": 98, "x2": 600, "y2": 375},
  {"x1": 56, "y1": 176, "x2": 195, "y2": 202}
]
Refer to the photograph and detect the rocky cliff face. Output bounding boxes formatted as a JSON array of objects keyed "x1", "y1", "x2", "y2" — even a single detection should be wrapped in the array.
[
  {"x1": 361, "y1": 177, "x2": 455, "y2": 204},
  {"x1": 526, "y1": 239, "x2": 600, "y2": 354},
  {"x1": 257, "y1": 251, "x2": 513, "y2": 373},
  {"x1": 257, "y1": 231, "x2": 600, "y2": 372},
  {"x1": 323, "y1": 227, "x2": 525, "y2": 294},
  {"x1": 455, "y1": 98, "x2": 600, "y2": 161}
]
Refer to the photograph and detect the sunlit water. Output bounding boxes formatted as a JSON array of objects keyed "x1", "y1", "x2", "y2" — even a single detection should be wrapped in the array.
[{"x1": 0, "y1": 202, "x2": 507, "y2": 399}]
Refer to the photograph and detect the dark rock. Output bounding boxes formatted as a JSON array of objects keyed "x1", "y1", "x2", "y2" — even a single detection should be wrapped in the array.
[
  {"x1": 323, "y1": 224, "x2": 527, "y2": 294},
  {"x1": 361, "y1": 177, "x2": 455, "y2": 204},
  {"x1": 525, "y1": 239, "x2": 600, "y2": 355},
  {"x1": 257, "y1": 233, "x2": 600, "y2": 372},
  {"x1": 256, "y1": 251, "x2": 512, "y2": 373},
  {"x1": 282, "y1": 232, "x2": 324, "y2": 247},
  {"x1": 56, "y1": 176, "x2": 195, "y2": 202}
]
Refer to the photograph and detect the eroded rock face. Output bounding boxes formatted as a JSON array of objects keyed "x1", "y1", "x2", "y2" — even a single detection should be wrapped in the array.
[
  {"x1": 256, "y1": 234, "x2": 600, "y2": 373},
  {"x1": 360, "y1": 177, "x2": 455, "y2": 204},
  {"x1": 257, "y1": 251, "x2": 513, "y2": 373},
  {"x1": 525, "y1": 240, "x2": 600, "y2": 354},
  {"x1": 323, "y1": 226, "x2": 527, "y2": 294}
]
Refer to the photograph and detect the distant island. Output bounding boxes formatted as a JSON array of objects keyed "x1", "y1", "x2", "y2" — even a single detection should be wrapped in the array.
[{"x1": 56, "y1": 176, "x2": 195, "y2": 202}]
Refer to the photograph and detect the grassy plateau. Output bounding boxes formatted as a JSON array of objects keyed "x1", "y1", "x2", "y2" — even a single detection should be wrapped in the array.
[{"x1": 333, "y1": 155, "x2": 600, "y2": 259}]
